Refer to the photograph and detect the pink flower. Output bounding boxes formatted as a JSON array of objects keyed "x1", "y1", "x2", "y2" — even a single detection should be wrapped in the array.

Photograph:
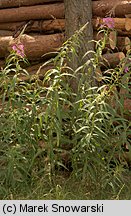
[
  {"x1": 101, "y1": 17, "x2": 115, "y2": 29},
  {"x1": 124, "y1": 66, "x2": 129, "y2": 73},
  {"x1": 12, "y1": 43, "x2": 25, "y2": 58}
]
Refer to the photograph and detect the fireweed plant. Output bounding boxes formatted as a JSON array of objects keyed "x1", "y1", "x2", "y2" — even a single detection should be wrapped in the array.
[{"x1": 0, "y1": 23, "x2": 131, "y2": 199}]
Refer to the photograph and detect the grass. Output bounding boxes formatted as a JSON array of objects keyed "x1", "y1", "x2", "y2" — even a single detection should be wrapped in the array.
[{"x1": 1, "y1": 171, "x2": 131, "y2": 200}]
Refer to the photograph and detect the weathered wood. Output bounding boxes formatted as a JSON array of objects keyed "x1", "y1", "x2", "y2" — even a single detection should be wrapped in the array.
[
  {"x1": 0, "y1": 33, "x2": 64, "y2": 60},
  {"x1": 92, "y1": 1, "x2": 131, "y2": 18},
  {"x1": 92, "y1": 18, "x2": 131, "y2": 31},
  {"x1": 0, "y1": 0, "x2": 63, "y2": 8},
  {"x1": 0, "y1": 3, "x2": 64, "y2": 23}
]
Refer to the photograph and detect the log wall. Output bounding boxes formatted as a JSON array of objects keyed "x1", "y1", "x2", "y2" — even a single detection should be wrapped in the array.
[
  {"x1": 0, "y1": 0, "x2": 131, "y2": 66},
  {"x1": 0, "y1": 0, "x2": 130, "y2": 111}
]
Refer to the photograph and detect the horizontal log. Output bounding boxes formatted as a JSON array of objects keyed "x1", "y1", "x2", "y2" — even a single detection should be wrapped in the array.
[
  {"x1": 0, "y1": 33, "x2": 64, "y2": 60},
  {"x1": 2, "y1": 18, "x2": 129, "y2": 37},
  {"x1": 0, "y1": 1, "x2": 130, "y2": 24},
  {"x1": 26, "y1": 19, "x2": 65, "y2": 33},
  {"x1": 0, "y1": 19, "x2": 65, "y2": 35},
  {"x1": 0, "y1": 0, "x2": 63, "y2": 8},
  {"x1": 0, "y1": 30, "x2": 13, "y2": 36},
  {"x1": 101, "y1": 52, "x2": 125, "y2": 68},
  {"x1": 0, "y1": 3, "x2": 64, "y2": 23},
  {"x1": 108, "y1": 32, "x2": 130, "y2": 51},
  {"x1": 28, "y1": 19, "x2": 65, "y2": 32},
  {"x1": 125, "y1": 14, "x2": 131, "y2": 18},
  {"x1": 92, "y1": 1, "x2": 131, "y2": 18},
  {"x1": 0, "y1": 21, "x2": 28, "y2": 31},
  {"x1": 2, "y1": 18, "x2": 130, "y2": 35},
  {"x1": 117, "y1": 29, "x2": 131, "y2": 36},
  {"x1": 92, "y1": 18, "x2": 131, "y2": 31},
  {"x1": 0, "y1": 33, "x2": 129, "y2": 64}
]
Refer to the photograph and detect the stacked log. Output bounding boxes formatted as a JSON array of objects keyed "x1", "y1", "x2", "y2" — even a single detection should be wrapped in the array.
[
  {"x1": 92, "y1": 2, "x2": 131, "y2": 57},
  {"x1": 93, "y1": 0, "x2": 131, "y2": 119},
  {"x1": 0, "y1": 1, "x2": 130, "y2": 71},
  {"x1": 0, "y1": 0, "x2": 65, "y2": 80},
  {"x1": 0, "y1": 0, "x2": 130, "y2": 115},
  {"x1": 0, "y1": 0, "x2": 130, "y2": 83},
  {"x1": 92, "y1": 0, "x2": 131, "y2": 18}
]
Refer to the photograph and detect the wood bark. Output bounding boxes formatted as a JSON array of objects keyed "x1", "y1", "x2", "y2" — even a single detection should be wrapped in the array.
[
  {"x1": 0, "y1": 33, "x2": 64, "y2": 60},
  {"x1": 64, "y1": 0, "x2": 94, "y2": 90},
  {"x1": 65, "y1": 0, "x2": 93, "y2": 65},
  {"x1": 0, "y1": 0, "x2": 63, "y2": 8},
  {"x1": 92, "y1": 1, "x2": 131, "y2": 18},
  {"x1": 0, "y1": 3, "x2": 64, "y2": 23}
]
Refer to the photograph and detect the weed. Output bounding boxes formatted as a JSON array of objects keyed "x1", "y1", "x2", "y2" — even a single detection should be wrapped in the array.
[{"x1": 0, "y1": 27, "x2": 131, "y2": 199}]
